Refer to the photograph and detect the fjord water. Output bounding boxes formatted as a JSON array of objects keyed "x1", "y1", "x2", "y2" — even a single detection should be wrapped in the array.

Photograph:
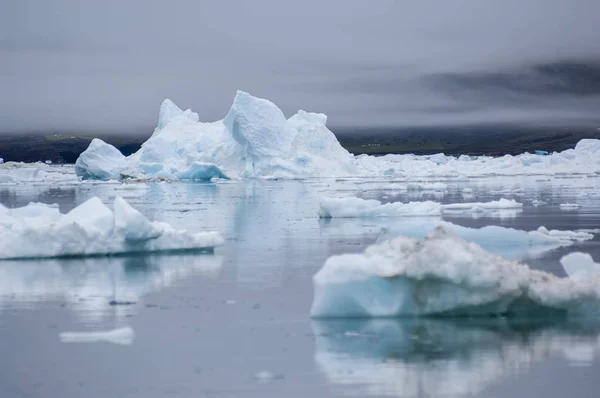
[{"x1": 2, "y1": 176, "x2": 600, "y2": 397}]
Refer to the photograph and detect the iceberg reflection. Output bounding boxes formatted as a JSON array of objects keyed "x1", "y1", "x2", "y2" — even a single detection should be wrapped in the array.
[
  {"x1": 0, "y1": 253, "x2": 222, "y2": 321},
  {"x1": 313, "y1": 318, "x2": 600, "y2": 397}
]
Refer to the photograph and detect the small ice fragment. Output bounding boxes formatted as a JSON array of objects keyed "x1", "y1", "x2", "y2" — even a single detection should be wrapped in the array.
[
  {"x1": 560, "y1": 203, "x2": 581, "y2": 210},
  {"x1": 59, "y1": 327, "x2": 134, "y2": 345}
]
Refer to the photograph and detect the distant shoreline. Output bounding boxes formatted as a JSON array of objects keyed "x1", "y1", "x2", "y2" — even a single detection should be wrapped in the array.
[{"x1": 0, "y1": 127, "x2": 598, "y2": 163}]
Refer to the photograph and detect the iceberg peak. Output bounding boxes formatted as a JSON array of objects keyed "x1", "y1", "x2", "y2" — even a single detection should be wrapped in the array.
[{"x1": 157, "y1": 98, "x2": 199, "y2": 130}]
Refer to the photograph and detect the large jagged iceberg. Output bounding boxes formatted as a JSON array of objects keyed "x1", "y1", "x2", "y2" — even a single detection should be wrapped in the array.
[
  {"x1": 0, "y1": 196, "x2": 223, "y2": 259},
  {"x1": 75, "y1": 90, "x2": 600, "y2": 180},
  {"x1": 311, "y1": 227, "x2": 600, "y2": 318},
  {"x1": 76, "y1": 91, "x2": 358, "y2": 180}
]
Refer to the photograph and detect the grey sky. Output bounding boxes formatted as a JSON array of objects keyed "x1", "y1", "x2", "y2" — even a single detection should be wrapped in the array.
[{"x1": 2, "y1": 0, "x2": 600, "y2": 134}]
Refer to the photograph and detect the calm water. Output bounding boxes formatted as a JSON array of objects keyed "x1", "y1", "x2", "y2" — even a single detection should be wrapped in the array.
[{"x1": 1, "y1": 176, "x2": 600, "y2": 397}]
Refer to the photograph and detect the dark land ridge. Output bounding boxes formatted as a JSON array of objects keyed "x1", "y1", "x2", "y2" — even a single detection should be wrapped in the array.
[{"x1": 0, "y1": 125, "x2": 599, "y2": 164}]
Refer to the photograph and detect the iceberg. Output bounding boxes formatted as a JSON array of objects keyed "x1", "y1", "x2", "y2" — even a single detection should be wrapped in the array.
[
  {"x1": 76, "y1": 91, "x2": 358, "y2": 180},
  {"x1": 59, "y1": 327, "x2": 134, "y2": 345},
  {"x1": 311, "y1": 227, "x2": 600, "y2": 318},
  {"x1": 0, "y1": 196, "x2": 223, "y2": 259},
  {"x1": 75, "y1": 138, "x2": 127, "y2": 180},
  {"x1": 318, "y1": 196, "x2": 522, "y2": 218}
]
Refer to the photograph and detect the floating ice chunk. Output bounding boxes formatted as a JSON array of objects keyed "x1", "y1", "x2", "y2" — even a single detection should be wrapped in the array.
[
  {"x1": 441, "y1": 198, "x2": 522, "y2": 214},
  {"x1": 59, "y1": 327, "x2": 134, "y2": 345},
  {"x1": 560, "y1": 252, "x2": 600, "y2": 281},
  {"x1": 533, "y1": 226, "x2": 593, "y2": 242},
  {"x1": 75, "y1": 138, "x2": 127, "y2": 180},
  {"x1": 531, "y1": 199, "x2": 547, "y2": 207},
  {"x1": 319, "y1": 197, "x2": 442, "y2": 218},
  {"x1": 560, "y1": 203, "x2": 581, "y2": 211},
  {"x1": 0, "y1": 157, "x2": 3, "y2": 164},
  {"x1": 318, "y1": 197, "x2": 523, "y2": 218},
  {"x1": 0, "y1": 197, "x2": 223, "y2": 259},
  {"x1": 311, "y1": 227, "x2": 600, "y2": 318}
]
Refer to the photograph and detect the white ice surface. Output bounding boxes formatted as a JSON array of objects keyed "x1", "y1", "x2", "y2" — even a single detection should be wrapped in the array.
[
  {"x1": 59, "y1": 327, "x2": 134, "y2": 345},
  {"x1": 560, "y1": 252, "x2": 600, "y2": 281},
  {"x1": 311, "y1": 227, "x2": 600, "y2": 318},
  {"x1": 73, "y1": 90, "x2": 600, "y2": 181},
  {"x1": 0, "y1": 196, "x2": 223, "y2": 259}
]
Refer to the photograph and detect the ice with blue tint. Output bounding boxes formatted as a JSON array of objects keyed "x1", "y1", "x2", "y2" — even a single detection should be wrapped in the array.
[
  {"x1": 0, "y1": 196, "x2": 223, "y2": 259},
  {"x1": 311, "y1": 227, "x2": 600, "y2": 318},
  {"x1": 73, "y1": 90, "x2": 600, "y2": 181}
]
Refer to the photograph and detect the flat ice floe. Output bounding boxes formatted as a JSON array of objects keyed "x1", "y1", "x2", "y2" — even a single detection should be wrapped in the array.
[
  {"x1": 0, "y1": 196, "x2": 223, "y2": 259},
  {"x1": 311, "y1": 227, "x2": 600, "y2": 318},
  {"x1": 318, "y1": 196, "x2": 522, "y2": 218},
  {"x1": 73, "y1": 90, "x2": 600, "y2": 181},
  {"x1": 59, "y1": 327, "x2": 134, "y2": 345}
]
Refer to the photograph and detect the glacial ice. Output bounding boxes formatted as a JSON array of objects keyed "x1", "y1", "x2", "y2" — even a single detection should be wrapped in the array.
[
  {"x1": 59, "y1": 327, "x2": 134, "y2": 345},
  {"x1": 0, "y1": 196, "x2": 223, "y2": 259},
  {"x1": 318, "y1": 196, "x2": 522, "y2": 218},
  {"x1": 74, "y1": 90, "x2": 600, "y2": 181},
  {"x1": 311, "y1": 227, "x2": 600, "y2": 318},
  {"x1": 75, "y1": 138, "x2": 127, "y2": 180}
]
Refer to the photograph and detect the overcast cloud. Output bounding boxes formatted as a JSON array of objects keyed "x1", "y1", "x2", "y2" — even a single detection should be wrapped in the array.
[{"x1": 1, "y1": 0, "x2": 600, "y2": 134}]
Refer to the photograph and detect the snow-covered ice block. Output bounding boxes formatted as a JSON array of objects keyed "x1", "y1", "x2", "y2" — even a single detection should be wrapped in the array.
[
  {"x1": 59, "y1": 327, "x2": 134, "y2": 345},
  {"x1": 0, "y1": 196, "x2": 223, "y2": 259},
  {"x1": 311, "y1": 227, "x2": 600, "y2": 318}
]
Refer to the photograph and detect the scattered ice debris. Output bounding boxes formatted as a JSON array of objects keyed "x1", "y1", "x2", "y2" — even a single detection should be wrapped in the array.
[
  {"x1": 0, "y1": 196, "x2": 223, "y2": 259},
  {"x1": 318, "y1": 197, "x2": 522, "y2": 218},
  {"x1": 59, "y1": 327, "x2": 134, "y2": 345},
  {"x1": 0, "y1": 162, "x2": 79, "y2": 185},
  {"x1": 311, "y1": 227, "x2": 600, "y2": 318},
  {"x1": 72, "y1": 90, "x2": 600, "y2": 181},
  {"x1": 560, "y1": 252, "x2": 600, "y2": 281},
  {"x1": 560, "y1": 203, "x2": 581, "y2": 211},
  {"x1": 535, "y1": 150, "x2": 550, "y2": 156}
]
